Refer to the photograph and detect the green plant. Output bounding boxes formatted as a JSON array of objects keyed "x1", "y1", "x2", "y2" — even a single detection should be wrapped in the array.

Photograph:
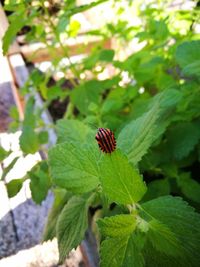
[
  {"x1": 2, "y1": 0, "x2": 200, "y2": 266},
  {"x1": 44, "y1": 87, "x2": 200, "y2": 266}
]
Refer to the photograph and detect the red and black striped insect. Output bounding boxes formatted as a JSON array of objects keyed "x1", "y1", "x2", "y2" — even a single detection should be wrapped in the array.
[{"x1": 95, "y1": 128, "x2": 116, "y2": 153}]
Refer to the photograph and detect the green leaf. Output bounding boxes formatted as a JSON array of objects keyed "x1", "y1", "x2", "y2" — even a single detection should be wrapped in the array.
[
  {"x1": 141, "y1": 196, "x2": 200, "y2": 267},
  {"x1": 166, "y1": 122, "x2": 200, "y2": 160},
  {"x1": 99, "y1": 197, "x2": 200, "y2": 267},
  {"x1": 68, "y1": 0, "x2": 108, "y2": 16},
  {"x1": 30, "y1": 69, "x2": 44, "y2": 87},
  {"x1": 20, "y1": 128, "x2": 39, "y2": 154},
  {"x1": 142, "y1": 179, "x2": 170, "y2": 202},
  {"x1": 83, "y1": 49, "x2": 115, "y2": 69},
  {"x1": 9, "y1": 121, "x2": 20, "y2": 132},
  {"x1": 56, "y1": 196, "x2": 88, "y2": 263},
  {"x1": 148, "y1": 20, "x2": 169, "y2": 41},
  {"x1": 48, "y1": 142, "x2": 100, "y2": 194},
  {"x1": 1, "y1": 157, "x2": 19, "y2": 181},
  {"x1": 99, "y1": 150, "x2": 146, "y2": 204},
  {"x1": 3, "y1": 12, "x2": 26, "y2": 55},
  {"x1": 68, "y1": 20, "x2": 80, "y2": 37},
  {"x1": 99, "y1": 49, "x2": 115, "y2": 62},
  {"x1": 71, "y1": 77, "x2": 119, "y2": 114},
  {"x1": 156, "y1": 73, "x2": 176, "y2": 90},
  {"x1": 101, "y1": 87, "x2": 125, "y2": 115},
  {"x1": 9, "y1": 106, "x2": 19, "y2": 120},
  {"x1": 43, "y1": 188, "x2": 72, "y2": 242},
  {"x1": 19, "y1": 97, "x2": 39, "y2": 154},
  {"x1": 176, "y1": 40, "x2": 200, "y2": 71},
  {"x1": 56, "y1": 119, "x2": 94, "y2": 144},
  {"x1": 134, "y1": 57, "x2": 164, "y2": 83},
  {"x1": 153, "y1": 88, "x2": 182, "y2": 109},
  {"x1": 82, "y1": 52, "x2": 100, "y2": 69},
  {"x1": 22, "y1": 97, "x2": 36, "y2": 127},
  {"x1": 177, "y1": 173, "x2": 200, "y2": 203},
  {"x1": 47, "y1": 84, "x2": 67, "y2": 101},
  {"x1": 29, "y1": 161, "x2": 51, "y2": 204},
  {"x1": 38, "y1": 131, "x2": 49, "y2": 145},
  {"x1": 176, "y1": 40, "x2": 200, "y2": 77},
  {"x1": 117, "y1": 89, "x2": 182, "y2": 165},
  {"x1": 117, "y1": 100, "x2": 159, "y2": 165},
  {"x1": 147, "y1": 219, "x2": 183, "y2": 257},
  {"x1": 100, "y1": 233, "x2": 145, "y2": 267},
  {"x1": 4, "y1": 2, "x2": 24, "y2": 12},
  {"x1": 182, "y1": 61, "x2": 200, "y2": 77},
  {"x1": 147, "y1": 89, "x2": 182, "y2": 138},
  {"x1": 57, "y1": 16, "x2": 69, "y2": 33},
  {"x1": 70, "y1": 81, "x2": 100, "y2": 114},
  {"x1": 0, "y1": 146, "x2": 10, "y2": 162},
  {"x1": 97, "y1": 214, "x2": 137, "y2": 238},
  {"x1": 6, "y1": 178, "x2": 24, "y2": 198}
]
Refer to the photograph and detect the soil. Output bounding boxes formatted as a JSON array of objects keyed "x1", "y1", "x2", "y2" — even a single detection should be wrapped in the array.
[
  {"x1": 26, "y1": 63, "x2": 78, "y2": 122},
  {"x1": 47, "y1": 78, "x2": 78, "y2": 121},
  {"x1": 48, "y1": 97, "x2": 70, "y2": 122}
]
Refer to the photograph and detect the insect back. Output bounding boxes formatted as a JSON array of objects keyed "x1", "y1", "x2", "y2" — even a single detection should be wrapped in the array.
[{"x1": 95, "y1": 128, "x2": 116, "y2": 153}]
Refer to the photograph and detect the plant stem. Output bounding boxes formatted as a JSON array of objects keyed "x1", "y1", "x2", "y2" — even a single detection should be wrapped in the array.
[{"x1": 41, "y1": 0, "x2": 80, "y2": 84}]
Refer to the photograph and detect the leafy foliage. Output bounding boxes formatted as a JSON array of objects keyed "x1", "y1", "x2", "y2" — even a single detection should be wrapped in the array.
[
  {"x1": 56, "y1": 119, "x2": 94, "y2": 144},
  {"x1": 0, "y1": 146, "x2": 10, "y2": 162},
  {"x1": 177, "y1": 173, "x2": 200, "y2": 204},
  {"x1": 166, "y1": 122, "x2": 200, "y2": 160},
  {"x1": 117, "y1": 89, "x2": 182, "y2": 165},
  {"x1": 48, "y1": 142, "x2": 100, "y2": 194},
  {"x1": 6, "y1": 178, "x2": 24, "y2": 198},
  {"x1": 1, "y1": 156, "x2": 19, "y2": 181},
  {"x1": 43, "y1": 188, "x2": 72, "y2": 241},
  {"x1": 142, "y1": 179, "x2": 170, "y2": 202},
  {"x1": 19, "y1": 97, "x2": 39, "y2": 154},
  {"x1": 2, "y1": 0, "x2": 200, "y2": 266},
  {"x1": 117, "y1": 101, "x2": 160, "y2": 165},
  {"x1": 99, "y1": 150, "x2": 146, "y2": 204},
  {"x1": 141, "y1": 196, "x2": 200, "y2": 267},
  {"x1": 176, "y1": 40, "x2": 200, "y2": 77},
  {"x1": 97, "y1": 196, "x2": 200, "y2": 267},
  {"x1": 100, "y1": 233, "x2": 145, "y2": 267},
  {"x1": 56, "y1": 196, "x2": 89, "y2": 263},
  {"x1": 3, "y1": 11, "x2": 27, "y2": 55},
  {"x1": 28, "y1": 161, "x2": 51, "y2": 204},
  {"x1": 97, "y1": 214, "x2": 137, "y2": 238}
]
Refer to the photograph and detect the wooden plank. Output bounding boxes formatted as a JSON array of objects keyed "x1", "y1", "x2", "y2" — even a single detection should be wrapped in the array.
[
  {"x1": 0, "y1": 42, "x2": 23, "y2": 130},
  {"x1": 0, "y1": 43, "x2": 23, "y2": 123},
  {"x1": 20, "y1": 37, "x2": 111, "y2": 63},
  {"x1": 0, "y1": 2, "x2": 111, "y2": 63},
  {"x1": 8, "y1": 54, "x2": 29, "y2": 88}
]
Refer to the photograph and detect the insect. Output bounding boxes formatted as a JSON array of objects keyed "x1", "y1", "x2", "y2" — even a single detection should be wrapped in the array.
[{"x1": 95, "y1": 128, "x2": 116, "y2": 153}]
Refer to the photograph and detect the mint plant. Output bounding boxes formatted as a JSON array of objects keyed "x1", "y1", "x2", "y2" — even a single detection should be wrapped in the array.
[
  {"x1": 46, "y1": 90, "x2": 200, "y2": 265},
  {"x1": 1, "y1": 1, "x2": 200, "y2": 266}
]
